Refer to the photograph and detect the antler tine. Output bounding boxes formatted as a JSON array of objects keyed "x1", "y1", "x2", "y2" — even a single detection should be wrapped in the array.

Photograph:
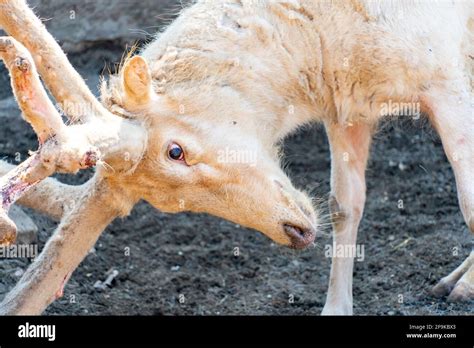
[
  {"x1": 0, "y1": 0, "x2": 109, "y2": 123},
  {"x1": 0, "y1": 2, "x2": 147, "y2": 246},
  {"x1": 0, "y1": 160, "x2": 83, "y2": 222},
  {"x1": 0, "y1": 37, "x2": 64, "y2": 143},
  {"x1": 0, "y1": 36, "x2": 100, "y2": 178},
  {"x1": 0, "y1": 34, "x2": 147, "y2": 244},
  {"x1": 0, "y1": 36, "x2": 100, "y2": 244}
]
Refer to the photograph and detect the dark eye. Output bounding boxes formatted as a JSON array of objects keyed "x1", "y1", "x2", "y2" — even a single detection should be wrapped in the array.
[{"x1": 168, "y1": 143, "x2": 185, "y2": 161}]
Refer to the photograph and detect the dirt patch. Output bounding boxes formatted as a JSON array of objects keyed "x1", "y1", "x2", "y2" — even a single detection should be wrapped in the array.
[{"x1": 0, "y1": 44, "x2": 472, "y2": 315}]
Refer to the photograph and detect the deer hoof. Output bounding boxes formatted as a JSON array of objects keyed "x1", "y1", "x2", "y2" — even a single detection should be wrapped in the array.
[
  {"x1": 447, "y1": 281, "x2": 474, "y2": 302},
  {"x1": 432, "y1": 278, "x2": 454, "y2": 297}
]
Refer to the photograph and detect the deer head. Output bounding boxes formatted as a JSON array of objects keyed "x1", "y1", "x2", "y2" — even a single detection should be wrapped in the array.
[
  {"x1": 0, "y1": 0, "x2": 319, "y2": 249},
  {"x1": 100, "y1": 53, "x2": 318, "y2": 247}
]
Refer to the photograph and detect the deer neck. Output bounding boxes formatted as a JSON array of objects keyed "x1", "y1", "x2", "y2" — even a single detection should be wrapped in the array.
[{"x1": 141, "y1": 0, "x2": 340, "y2": 144}]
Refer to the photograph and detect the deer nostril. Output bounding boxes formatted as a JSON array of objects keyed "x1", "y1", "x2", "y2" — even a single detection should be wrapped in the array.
[
  {"x1": 284, "y1": 223, "x2": 306, "y2": 237},
  {"x1": 282, "y1": 223, "x2": 315, "y2": 249}
]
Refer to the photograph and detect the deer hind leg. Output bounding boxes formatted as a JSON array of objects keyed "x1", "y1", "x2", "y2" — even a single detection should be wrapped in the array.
[
  {"x1": 321, "y1": 122, "x2": 373, "y2": 315},
  {"x1": 0, "y1": 177, "x2": 123, "y2": 315},
  {"x1": 424, "y1": 86, "x2": 474, "y2": 302}
]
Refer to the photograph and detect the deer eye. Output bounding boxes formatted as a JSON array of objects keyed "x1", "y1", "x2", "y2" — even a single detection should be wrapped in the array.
[{"x1": 168, "y1": 143, "x2": 185, "y2": 161}]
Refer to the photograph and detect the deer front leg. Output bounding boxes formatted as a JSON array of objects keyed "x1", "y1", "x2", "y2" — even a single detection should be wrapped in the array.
[
  {"x1": 321, "y1": 122, "x2": 373, "y2": 315},
  {"x1": 0, "y1": 177, "x2": 125, "y2": 315},
  {"x1": 433, "y1": 251, "x2": 474, "y2": 301},
  {"x1": 424, "y1": 88, "x2": 474, "y2": 302}
]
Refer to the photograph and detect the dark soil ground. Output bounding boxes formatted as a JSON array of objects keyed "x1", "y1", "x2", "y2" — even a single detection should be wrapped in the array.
[{"x1": 0, "y1": 41, "x2": 472, "y2": 316}]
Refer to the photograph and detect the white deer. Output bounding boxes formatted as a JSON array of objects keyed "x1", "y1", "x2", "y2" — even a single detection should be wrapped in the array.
[{"x1": 0, "y1": 0, "x2": 472, "y2": 315}]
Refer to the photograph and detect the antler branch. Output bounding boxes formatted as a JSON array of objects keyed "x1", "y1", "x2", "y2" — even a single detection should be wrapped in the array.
[
  {"x1": 0, "y1": 1, "x2": 147, "y2": 315},
  {"x1": 0, "y1": 0, "x2": 108, "y2": 122},
  {"x1": 0, "y1": 177, "x2": 124, "y2": 315},
  {"x1": 0, "y1": 36, "x2": 101, "y2": 244},
  {"x1": 0, "y1": 36, "x2": 145, "y2": 244},
  {"x1": 0, "y1": 160, "x2": 83, "y2": 221}
]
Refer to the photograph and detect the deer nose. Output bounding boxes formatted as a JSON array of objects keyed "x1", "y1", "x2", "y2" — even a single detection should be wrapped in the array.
[
  {"x1": 282, "y1": 223, "x2": 316, "y2": 249},
  {"x1": 274, "y1": 179, "x2": 314, "y2": 220}
]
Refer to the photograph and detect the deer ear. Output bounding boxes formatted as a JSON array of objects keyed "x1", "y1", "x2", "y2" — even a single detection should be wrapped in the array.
[{"x1": 122, "y1": 56, "x2": 152, "y2": 106}]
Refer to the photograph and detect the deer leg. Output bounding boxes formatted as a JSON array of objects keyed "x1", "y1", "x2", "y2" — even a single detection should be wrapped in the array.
[
  {"x1": 0, "y1": 177, "x2": 125, "y2": 315},
  {"x1": 446, "y1": 257, "x2": 474, "y2": 302},
  {"x1": 425, "y1": 87, "x2": 474, "y2": 302},
  {"x1": 432, "y1": 251, "x2": 474, "y2": 300},
  {"x1": 321, "y1": 122, "x2": 373, "y2": 315}
]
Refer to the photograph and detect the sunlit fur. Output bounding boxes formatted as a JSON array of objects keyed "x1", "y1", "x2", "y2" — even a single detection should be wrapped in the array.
[{"x1": 1, "y1": 0, "x2": 471, "y2": 315}]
